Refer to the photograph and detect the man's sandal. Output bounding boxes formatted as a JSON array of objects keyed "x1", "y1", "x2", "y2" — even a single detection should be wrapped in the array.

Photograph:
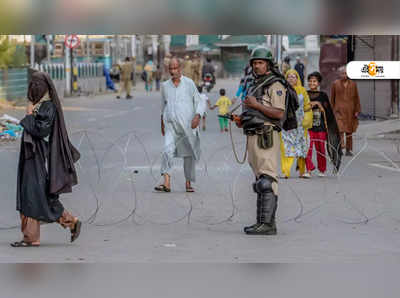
[
  {"x1": 154, "y1": 185, "x2": 171, "y2": 192},
  {"x1": 71, "y1": 220, "x2": 82, "y2": 243},
  {"x1": 186, "y1": 186, "x2": 195, "y2": 193},
  {"x1": 10, "y1": 241, "x2": 40, "y2": 247}
]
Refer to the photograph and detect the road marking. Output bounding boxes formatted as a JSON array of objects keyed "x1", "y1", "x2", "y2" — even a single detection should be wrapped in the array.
[{"x1": 368, "y1": 163, "x2": 400, "y2": 172}]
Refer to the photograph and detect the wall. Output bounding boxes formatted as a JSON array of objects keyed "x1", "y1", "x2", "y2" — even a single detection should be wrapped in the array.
[
  {"x1": 354, "y1": 35, "x2": 393, "y2": 118},
  {"x1": 0, "y1": 68, "x2": 28, "y2": 101}
]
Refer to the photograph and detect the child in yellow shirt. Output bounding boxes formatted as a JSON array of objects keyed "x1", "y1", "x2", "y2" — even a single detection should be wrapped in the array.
[{"x1": 211, "y1": 89, "x2": 232, "y2": 132}]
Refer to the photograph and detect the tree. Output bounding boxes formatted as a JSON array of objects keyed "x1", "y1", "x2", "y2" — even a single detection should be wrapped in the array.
[
  {"x1": 0, "y1": 35, "x2": 16, "y2": 69},
  {"x1": 9, "y1": 45, "x2": 28, "y2": 68}
]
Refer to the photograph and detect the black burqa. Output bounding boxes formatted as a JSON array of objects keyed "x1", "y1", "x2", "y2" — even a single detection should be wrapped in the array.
[
  {"x1": 308, "y1": 90, "x2": 343, "y2": 172},
  {"x1": 17, "y1": 72, "x2": 80, "y2": 222}
]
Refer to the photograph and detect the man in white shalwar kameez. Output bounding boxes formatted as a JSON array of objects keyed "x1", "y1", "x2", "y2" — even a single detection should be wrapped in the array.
[{"x1": 154, "y1": 58, "x2": 206, "y2": 193}]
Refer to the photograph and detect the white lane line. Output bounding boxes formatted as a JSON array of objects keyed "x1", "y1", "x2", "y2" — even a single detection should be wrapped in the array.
[
  {"x1": 88, "y1": 118, "x2": 97, "y2": 122},
  {"x1": 368, "y1": 163, "x2": 400, "y2": 172}
]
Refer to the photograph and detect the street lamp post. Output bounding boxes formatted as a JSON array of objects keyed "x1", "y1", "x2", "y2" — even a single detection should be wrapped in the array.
[
  {"x1": 30, "y1": 35, "x2": 35, "y2": 68},
  {"x1": 86, "y1": 35, "x2": 90, "y2": 60},
  {"x1": 65, "y1": 46, "x2": 71, "y2": 96}
]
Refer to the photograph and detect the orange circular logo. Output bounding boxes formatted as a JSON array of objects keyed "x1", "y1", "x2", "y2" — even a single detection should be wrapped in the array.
[{"x1": 368, "y1": 62, "x2": 377, "y2": 76}]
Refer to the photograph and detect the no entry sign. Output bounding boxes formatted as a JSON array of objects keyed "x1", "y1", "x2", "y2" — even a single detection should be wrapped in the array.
[{"x1": 65, "y1": 34, "x2": 80, "y2": 49}]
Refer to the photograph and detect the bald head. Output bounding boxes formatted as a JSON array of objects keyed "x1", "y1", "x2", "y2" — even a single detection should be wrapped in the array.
[
  {"x1": 338, "y1": 65, "x2": 347, "y2": 80},
  {"x1": 169, "y1": 57, "x2": 181, "y2": 67},
  {"x1": 169, "y1": 57, "x2": 182, "y2": 80}
]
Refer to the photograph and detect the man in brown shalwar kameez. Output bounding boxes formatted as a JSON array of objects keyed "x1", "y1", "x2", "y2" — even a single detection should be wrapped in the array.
[
  {"x1": 330, "y1": 66, "x2": 361, "y2": 156},
  {"x1": 11, "y1": 71, "x2": 82, "y2": 247}
]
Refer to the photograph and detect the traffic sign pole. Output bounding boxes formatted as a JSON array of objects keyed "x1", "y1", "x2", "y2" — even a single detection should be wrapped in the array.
[
  {"x1": 65, "y1": 34, "x2": 80, "y2": 50},
  {"x1": 72, "y1": 48, "x2": 78, "y2": 92},
  {"x1": 64, "y1": 34, "x2": 80, "y2": 96}
]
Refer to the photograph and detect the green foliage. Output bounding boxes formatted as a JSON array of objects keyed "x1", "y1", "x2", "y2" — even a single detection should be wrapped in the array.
[
  {"x1": 0, "y1": 36, "x2": 28, "y2": 69},
  {"x1": 0, "y1": 36, "x2": 16, "y2": 69},
  {"x1": 9, "y1": 45, "x2": 28, "y2": 68}
]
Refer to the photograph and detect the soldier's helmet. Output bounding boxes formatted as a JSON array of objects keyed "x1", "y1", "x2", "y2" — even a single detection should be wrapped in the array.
[{"x1": 249, "y1": 47, "x2": 274, "y2": 64}]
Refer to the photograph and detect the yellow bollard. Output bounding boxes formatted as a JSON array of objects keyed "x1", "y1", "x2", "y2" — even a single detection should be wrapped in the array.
[{"x1": 72, "y1": 66, "x2": 78, "y2": 91}]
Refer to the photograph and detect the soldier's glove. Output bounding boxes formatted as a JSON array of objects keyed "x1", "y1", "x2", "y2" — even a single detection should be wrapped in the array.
[{"x1": 232, "y1": 114, "x2": 242, "y2": 128}]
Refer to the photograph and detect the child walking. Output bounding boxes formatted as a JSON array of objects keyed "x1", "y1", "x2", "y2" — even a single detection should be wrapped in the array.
[
  {"x1": 198, "y1": 86, "x2": 210, "y2": 131},
  {"x1": 210, "y1": 89, "x2": 232, "y2": 133}
]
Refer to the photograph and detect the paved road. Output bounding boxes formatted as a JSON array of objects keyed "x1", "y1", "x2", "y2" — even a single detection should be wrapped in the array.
[{"x1": 1, "y1": 79, "x2": 400, "y2": 262}]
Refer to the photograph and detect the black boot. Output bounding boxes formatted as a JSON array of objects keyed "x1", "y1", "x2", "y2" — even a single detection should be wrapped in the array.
[
  {"x1": 243, "y1": 194, "x2": 261, "y2": 233},
  {"x1": 246, "y1": 193, "x2": 277, "y2": 235}
]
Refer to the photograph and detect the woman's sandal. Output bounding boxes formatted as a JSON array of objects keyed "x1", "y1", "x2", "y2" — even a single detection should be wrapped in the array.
[
  {"x1": 71, "y1": 220, "x2": 82, "y2": 243},
  {"x1": 10, "y1": 241, "x2": 40, "y2": 247},
  {"x1": 154, "y1": 185, "x2": 171, "y2": 192}
]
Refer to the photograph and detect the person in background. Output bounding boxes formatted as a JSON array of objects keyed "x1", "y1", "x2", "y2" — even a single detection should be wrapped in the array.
[
  {"x1": 163, "y1": 53, "x2": 172, "y2": 81},
  {"x1": 280, "y1": 69, "x2": 313, "y2": 179},
  {"x1": 202, "y1": 57, "x2": 216, "y2": 84},
  {"x1": 103, "y1": 64, "x2": 116, "y2": 92},
  {"x1": 155, "y1": 65, "x2": 163, "y2": 91},
  {"x1": 191, "y1": 53, "x2": 202, "y2": 87},
  {"x1": 210, "y1": 89, "x2": 232, "y2": 133},
  {"x1": 281, "y1": 56, "x2": 291, "y2": 77},
  {"x1": 110, "y1": 63, "x2": 121, "y2": 94},
  {"x1": 155, "y1": 58, "x2": 206, "y2": 193},
  {"x1": 182, "y1": 55, "x2": 193, "y2": 79},
  {"x1": 144, "y1": 60, "x2": 154, "y2": 92},
  {"x1": 116, "y1": 57, "x2": 134, "y2": 99},
  {"x1": 294, "y1": 56, "x2": 305, "y2": 86},
  {"x1": 234, "y1": 64, "x2": 253, "y2": 102},
  {"x1": 130, "y1": 57, "x2": 137, "y2": 87},
  {"x1": 12, "y1": 72, "x2": 82, "y2": 247},
  {"x1": 305, "y1": 72, "x2": 334, "y2": 177},
  {"x1": 197, "y1": 86, "x2": 210, "y2": 131},
  {"x1": 330, "y1": 66, "x2": 361, "y2": 156}
]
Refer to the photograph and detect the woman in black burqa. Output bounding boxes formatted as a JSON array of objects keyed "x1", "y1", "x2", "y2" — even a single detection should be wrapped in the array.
[{"x1": 11, "y1": 71, "x2": 82, "y2": 247}]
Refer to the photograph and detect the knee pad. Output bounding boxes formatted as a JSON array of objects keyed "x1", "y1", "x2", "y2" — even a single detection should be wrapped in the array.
[{"x1": 253, "y1": 175, "x2": 274, "y2": 194}]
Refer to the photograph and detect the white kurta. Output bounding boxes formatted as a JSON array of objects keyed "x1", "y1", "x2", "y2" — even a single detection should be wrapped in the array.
[
  {"x1": 160, "y1": 76, "x2": 206, "y2": 176},
  {"x1": 199, "y1": 93, "x2": 209, "y2": 117}
]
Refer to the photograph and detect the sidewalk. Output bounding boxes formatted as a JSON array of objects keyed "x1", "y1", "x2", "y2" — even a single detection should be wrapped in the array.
[{"x1": 357, "y1": 118, "x2": 400, "y2": 138}]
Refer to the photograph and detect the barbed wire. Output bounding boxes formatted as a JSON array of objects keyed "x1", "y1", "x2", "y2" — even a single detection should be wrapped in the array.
[{"x1": 0, "y1": 127, "x2": 399, "y2": 231}]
